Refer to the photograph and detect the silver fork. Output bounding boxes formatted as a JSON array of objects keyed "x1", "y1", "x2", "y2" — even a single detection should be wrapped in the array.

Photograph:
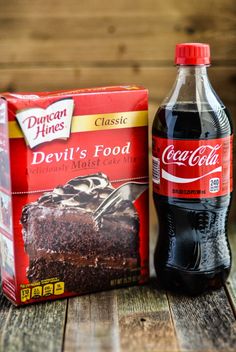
[{"x1": 94, "y1": 181, "x2": 148, "y2": 220}]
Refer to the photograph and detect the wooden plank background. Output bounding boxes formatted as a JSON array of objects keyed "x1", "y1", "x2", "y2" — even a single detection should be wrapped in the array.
[{"x1": 0, "y1": 0, "x2": 235, "y2": 221}]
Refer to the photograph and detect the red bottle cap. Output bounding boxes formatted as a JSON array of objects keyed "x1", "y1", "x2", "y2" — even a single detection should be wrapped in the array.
[{"x1": 175, "y1": 43, "x2": 210, "y2": 65}]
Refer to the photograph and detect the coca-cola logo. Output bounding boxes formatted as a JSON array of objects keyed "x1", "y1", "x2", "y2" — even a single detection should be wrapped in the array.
[
  {"x1": 16, "y1": 98, "x2": 74, "y2": 148},
  {"x1": 162, "y1": 144, "x2": 221, "y2": 167}
]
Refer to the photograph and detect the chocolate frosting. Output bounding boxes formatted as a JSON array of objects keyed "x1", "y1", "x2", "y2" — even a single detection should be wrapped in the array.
[
  {"x1": 36, "y1": 173, "x2": 114, "y2": 212},
  {"x1": 21, "y1": 173, "x2": 139, "y2": 234}
]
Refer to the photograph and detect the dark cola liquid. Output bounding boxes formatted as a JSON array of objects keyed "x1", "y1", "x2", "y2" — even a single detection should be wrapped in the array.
[{"x1": 153, "y1": 103, "x2": 233, "y2": 295}]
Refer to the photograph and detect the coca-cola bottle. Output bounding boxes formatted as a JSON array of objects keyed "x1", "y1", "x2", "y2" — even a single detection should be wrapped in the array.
[{"x1": 152, "y1": 43, "x2": 233, "y2": 295}]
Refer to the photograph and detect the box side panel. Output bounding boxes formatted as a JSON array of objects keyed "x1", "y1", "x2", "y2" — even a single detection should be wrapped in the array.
[{"x1": 0, "y1": 98, "x2": 17, "y2": 304}]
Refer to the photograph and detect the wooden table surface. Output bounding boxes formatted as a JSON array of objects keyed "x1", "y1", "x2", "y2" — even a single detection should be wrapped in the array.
[{"x1": 0, "y1": 228, "x2": 236, "y2": 352}]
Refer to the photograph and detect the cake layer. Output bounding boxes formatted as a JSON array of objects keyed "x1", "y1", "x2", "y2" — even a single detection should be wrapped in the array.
[
  {"x1": 28, "y1": 250, "x2": 138, "y2": 269},
  {"x1": 22, "y1": 205, "x2": 139, "y2": 258},
  {"x1": 27, "y1": 257, "x2": 141, "y2": 293},
  {"x1": 22, "y1": 206, "x2": 95, "y2": 254}
]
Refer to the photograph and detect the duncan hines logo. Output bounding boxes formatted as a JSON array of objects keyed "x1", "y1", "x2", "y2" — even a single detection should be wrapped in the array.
[
  {"x1": 161, "y1": 144, "x2": 222, "y2": 184},
  {"x1": 16, "y1": 98, "x2": 74, "y2": 148}
]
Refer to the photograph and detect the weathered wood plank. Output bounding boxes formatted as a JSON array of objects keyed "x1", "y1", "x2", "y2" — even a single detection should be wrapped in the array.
[
  {"x1": 225, "y1": 231, "x2": 236, "y2": 316},
  {"x1": 0, "y1": 0, "x2": 234, "y2": 17},
  {"x1": 0, "y1": 14, "x2": 234, "y2": 47},
  {"x1": 0, "y1": 67, "x2": 235, "y2": 107},
  {"x1": 0, "y1": 299, "x2": 67, "y2": 352},
  {"x1": 168, "y1": 288, "x2": 236, "y2": 351},
  {"x1": 64, "y1": 291, "x2": 120, "y2": 352},
  {"x1": 0, "y1": 0, "x2": 235, "y2": 64},
  {"x1": 0, "y1": 36, "x2": 234, "y2": 65},
  {"x1": 0, "y1": 284, "x2": 11, "y2": 336},
  {"x1": 117, "y1": 284, "x2": 179, "y2": 352},
  {"x1": 64, "y1": 284, "x2": 179, "y2": 352}
]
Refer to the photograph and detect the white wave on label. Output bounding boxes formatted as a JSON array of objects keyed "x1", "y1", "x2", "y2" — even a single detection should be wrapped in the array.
[{"x1": 162, "y1": 166, "x2": 222, "y2": 184}]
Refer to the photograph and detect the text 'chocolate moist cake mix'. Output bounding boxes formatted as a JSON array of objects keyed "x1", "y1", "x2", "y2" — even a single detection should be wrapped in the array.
[{"x1": 0, "y1": 86, "x2": 149, "y2": 305}]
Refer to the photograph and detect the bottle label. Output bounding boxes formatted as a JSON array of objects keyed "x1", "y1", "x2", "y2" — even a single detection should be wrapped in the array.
[{"x1": 152, "y1": 136, "x2": 233, "y2": 198}]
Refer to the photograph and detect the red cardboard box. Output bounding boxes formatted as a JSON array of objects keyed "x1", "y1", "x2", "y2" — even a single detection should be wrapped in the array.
[{"x1": 0, "y1": 86, "x2": 149, "y2": 305}]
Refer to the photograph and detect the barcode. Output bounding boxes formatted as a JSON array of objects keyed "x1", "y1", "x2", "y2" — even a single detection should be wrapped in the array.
[{"x1": 152, "y1": 156, "x2": 160, "y2": 184}]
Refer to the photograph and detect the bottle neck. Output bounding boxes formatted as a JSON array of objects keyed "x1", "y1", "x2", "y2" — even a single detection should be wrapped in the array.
[
  {"x1": 163, "y1": 64, "x2": 224, "y2": 111},
  {"x1": 175, "y1": 65, "x2": 210, "y2": 101},
  {"x1": 177, "y1": 65, "x2": 208, "y2": 76}
]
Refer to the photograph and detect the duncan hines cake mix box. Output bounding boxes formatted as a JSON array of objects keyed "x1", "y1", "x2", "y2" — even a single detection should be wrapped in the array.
[{"x1": 0, "y1": 86, "x2": 149, "y2": 305}]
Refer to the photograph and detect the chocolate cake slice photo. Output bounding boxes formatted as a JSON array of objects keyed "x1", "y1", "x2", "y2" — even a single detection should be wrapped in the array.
[{"x1": 21, "y1": 173, "x2": 147, "y2": 294}]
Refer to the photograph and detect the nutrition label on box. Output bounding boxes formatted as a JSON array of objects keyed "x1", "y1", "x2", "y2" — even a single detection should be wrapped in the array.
[{"x1": 20, "y1": 280, "x2": 65, "y2": 302}]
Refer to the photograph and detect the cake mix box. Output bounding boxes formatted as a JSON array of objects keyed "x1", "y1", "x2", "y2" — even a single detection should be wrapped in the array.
[{"x1": 0, "y1": 86, "x2": 149, "y2": 305}]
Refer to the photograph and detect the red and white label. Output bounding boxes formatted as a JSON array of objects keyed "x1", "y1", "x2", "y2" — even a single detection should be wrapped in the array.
[{"x1": 152, "y1": 136, "x2": 233, "y2": 198}]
